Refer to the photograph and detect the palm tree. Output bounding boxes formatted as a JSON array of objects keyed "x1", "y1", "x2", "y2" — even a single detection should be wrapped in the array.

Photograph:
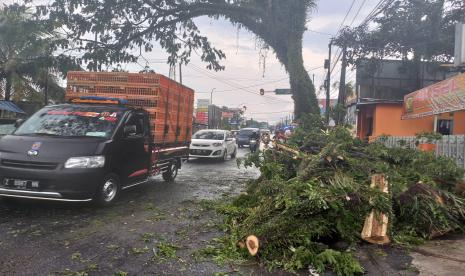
[{"x1": 0, "y1": 4, "x2": 77, "y2": 103}]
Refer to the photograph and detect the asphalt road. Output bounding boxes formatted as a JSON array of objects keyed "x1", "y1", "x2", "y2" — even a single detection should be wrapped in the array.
[
  {"x1": 0, "y1": 148, "x2": 264, "y2": 276},
  {"x1": 0, "y1": 146, "x2": 428, "y2": 276}
]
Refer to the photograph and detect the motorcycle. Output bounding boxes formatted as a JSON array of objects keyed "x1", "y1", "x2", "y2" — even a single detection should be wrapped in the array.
[{"x1": 249, "y1": 138, "x2": 258, "y2": 153}]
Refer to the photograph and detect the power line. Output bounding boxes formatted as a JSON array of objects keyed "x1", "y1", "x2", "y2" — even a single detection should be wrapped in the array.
[
  {"x1": 336, "y1": 0, "x2": 358, "y2": 37},
  {"x1": 196, "y1": 77, "x2": 288, "y2": 93},
  {"x1": 248, "y1": 110, "x2": 294, "y2": 115},
  {"x1": 327, "y1": 0, "x2": 392, "y2": 90},
  {"x1": 307, "y1": 29, "x2": 333, "y2": 36},
  {"x1": 187, "y1": 64, "x2": 293, "y2": 104}
]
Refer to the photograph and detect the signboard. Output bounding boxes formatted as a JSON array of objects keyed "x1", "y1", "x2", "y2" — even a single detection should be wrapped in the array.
[
  {"x1": 402, "y1": 73, "x2": 465, "y2": 119},
  {"x1": 274, "y1": 89, "x2": 291, "y2": 95},
  {"x1": 196, "y1": 111, "x2": 208, "y2": 124},
  {"x1": 221, "y1": 112, "x2": 234, "y2": 119},
  {"x1": 197, "y1": 99, "x2": 210, "y2": 109}
]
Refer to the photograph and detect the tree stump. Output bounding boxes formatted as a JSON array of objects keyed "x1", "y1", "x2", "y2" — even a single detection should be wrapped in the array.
[{"x1": 361, "y1": 174, "x2": 390, "y2": 245}]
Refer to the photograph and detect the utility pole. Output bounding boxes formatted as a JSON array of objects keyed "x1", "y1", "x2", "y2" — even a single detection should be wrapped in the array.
[
  {"x1": 179, "y1": 63, "x2": 182, "y2": 84},
  {"x1": 325, "y1": 41, "x2": 332, "y2": 125},
  {"x1": 93, "y1": 32, "x2": 98, "y2": 71},
  {"x1": 337, "y1": 45, "x2": 347, "y2": 125},
  {"x1": 210, "y1": 88, "x2": 216, "y2": 105},
  {"x1": 44, "y1": 67, "x2": 49, "y2": 106}
]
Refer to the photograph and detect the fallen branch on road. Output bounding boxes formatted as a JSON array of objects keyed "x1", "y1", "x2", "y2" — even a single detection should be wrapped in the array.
[{"x1": 212, "y1": 115, "x2": 465, "y2": 275}]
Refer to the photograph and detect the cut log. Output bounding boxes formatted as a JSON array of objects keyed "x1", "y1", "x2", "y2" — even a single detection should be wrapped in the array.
[
  {"x1": 246, "y1": 235, "x2": 260, "y2": 256},
  {"x1": 361, "y1": 174, "x2": 390, "y2": 245}
]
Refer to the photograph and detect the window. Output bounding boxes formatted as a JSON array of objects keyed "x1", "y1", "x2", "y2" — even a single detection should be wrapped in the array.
[
  {"x1": 126, "y1": 113, "x2": 146, "y2": 137},
  {"x1": 437, "y1": 120, "x2": 453, "y2": 135}
]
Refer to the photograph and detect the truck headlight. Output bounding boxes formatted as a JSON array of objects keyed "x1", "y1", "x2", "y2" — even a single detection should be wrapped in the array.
[
  {"x1": 212, "y1": 142, "x2": 223, "y2": 147},
  {"x1": 65, "y1": 156, "x2": 105, "y2": 169}
]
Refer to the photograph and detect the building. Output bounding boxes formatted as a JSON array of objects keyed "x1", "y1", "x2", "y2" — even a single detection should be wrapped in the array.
[
  {"x1": 195, "y1": 99, "x2": 210, "y2": 126},
  {"x1": 349, "y1": 59, "x2": 459, "y2": 140},
  {"x1": 208, "y1": 104, "x2": 222, "y2": 129}
]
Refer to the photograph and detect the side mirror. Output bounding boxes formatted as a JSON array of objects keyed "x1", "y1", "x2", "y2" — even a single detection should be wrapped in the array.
[
  {"x1": 14, "y1": 119, "x2": 25, "y2": 128},
  {"x1": 124, "y1": 125, "x2": 137, "y2": 136}
]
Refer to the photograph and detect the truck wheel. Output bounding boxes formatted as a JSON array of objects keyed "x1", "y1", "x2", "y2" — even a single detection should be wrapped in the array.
[
  {"x1": 162, "y1": 163, "x2": 178, "y2": 182},
  {"x1": 94, "y1": 173, "x2": 120, "y2": 206}
]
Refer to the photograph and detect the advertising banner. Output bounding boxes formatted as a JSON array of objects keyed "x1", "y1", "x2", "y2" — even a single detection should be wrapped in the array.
[
  {"x1": 403, "y1": 73, "x2": 465, "y2": 119},
  {"x1": 196, "y1": 111, "x2": 208, "y2": 124},
  {"x1": 221, "y1": 112, "x2": 234, "y2": 119}
]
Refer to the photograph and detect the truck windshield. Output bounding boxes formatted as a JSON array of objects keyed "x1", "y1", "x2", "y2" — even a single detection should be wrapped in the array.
[{"x1": 14, "y1": 105, "x2": 124, "y2": 138}]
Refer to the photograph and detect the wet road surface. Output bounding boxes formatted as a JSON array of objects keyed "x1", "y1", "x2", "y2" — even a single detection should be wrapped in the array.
[
  {"x1": 0, "y1": 148, "x2": 265, "y2": 275},
  {"x1": 0, "y1": 146, "x2": 425, "y2": 276}
]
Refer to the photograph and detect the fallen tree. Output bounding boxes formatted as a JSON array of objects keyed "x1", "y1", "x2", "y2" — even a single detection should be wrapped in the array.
[{"x1": 210, "y1": 115, "x2": 465, "y2": 275}]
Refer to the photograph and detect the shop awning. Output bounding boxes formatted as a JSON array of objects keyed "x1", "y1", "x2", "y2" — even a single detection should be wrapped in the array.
[{"x1": 0, "y1": 101, "x2": 25, "y2": 114}]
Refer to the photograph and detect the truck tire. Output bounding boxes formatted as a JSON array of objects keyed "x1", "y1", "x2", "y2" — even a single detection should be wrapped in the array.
[
  {"x1": 162, "y1": 163, "x2": 178, "y2": 182},
  {"x1": 94, "y1": 173, "x2": 121, "y2": 207}
]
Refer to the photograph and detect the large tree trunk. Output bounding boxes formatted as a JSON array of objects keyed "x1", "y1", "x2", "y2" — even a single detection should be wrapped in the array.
[
  {"x1": 287, "y1": 45, "x2": 319, "y2": 118},
  {"x1": 276, "y1": 33, "x2": 319, "y2": 119}
]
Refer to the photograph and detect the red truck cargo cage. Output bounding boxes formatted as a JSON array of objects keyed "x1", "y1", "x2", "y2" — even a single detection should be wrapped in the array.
[{"x1": 66, "y1": 71, "x2": 195, "y2": 145}]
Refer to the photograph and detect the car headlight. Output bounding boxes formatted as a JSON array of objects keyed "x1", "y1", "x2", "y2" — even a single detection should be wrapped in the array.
[
  {"x1": 65, "y1": 156, "x2": 105, "y2": 169},
  {"x1": 212, "y1": 142, "x2": 223, "y2": 147}
]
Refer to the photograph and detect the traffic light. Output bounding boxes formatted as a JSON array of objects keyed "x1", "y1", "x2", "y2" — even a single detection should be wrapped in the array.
[{"x1": 260, "y1": 88, "x2": 265, "y2": 95}]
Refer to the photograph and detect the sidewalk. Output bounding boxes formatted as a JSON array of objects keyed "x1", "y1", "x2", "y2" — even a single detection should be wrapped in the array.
[
  {"x1": 355, "y1": 235, "x2": 465, "y2": 275},
  {"x1": 411, "y1": 235, "x2": 465, "y2": 276}
]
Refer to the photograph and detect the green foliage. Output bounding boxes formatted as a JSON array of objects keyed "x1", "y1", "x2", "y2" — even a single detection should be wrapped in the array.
[
  {"x1": 0, "y1": 4, "x2": 79, "y2": 102},
  {"x1": 335, "y1": 0, "x2": 465, "y2": 65},
  {"x1": 38, "y1": 0, "x2": 320, "y2": 116},
  {"x1": 209, "y1": 124, "x2": 465, "y2": 274},
  {"x1": 415, "y1": 131, "x2": 442, "y2": 144},
  {"x1": 156, "y1": 242, "x2": 179, "y2": 259}
]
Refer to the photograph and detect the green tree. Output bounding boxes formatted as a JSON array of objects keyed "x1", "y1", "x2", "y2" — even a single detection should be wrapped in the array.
[
  {"x1": 0, "y1": 4, "x2": 78, "y2": 103},
  {"x1": 41, "y1": 0, "x2": 319, "y2": 117},
  {"x1": 334, "y1": 0, "x2": 465, "y2": 89}
]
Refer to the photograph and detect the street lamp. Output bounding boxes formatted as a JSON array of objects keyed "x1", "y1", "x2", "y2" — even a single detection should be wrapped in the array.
[{"x1": 210, "y1": 88, "x2": 216, "y2": 105}]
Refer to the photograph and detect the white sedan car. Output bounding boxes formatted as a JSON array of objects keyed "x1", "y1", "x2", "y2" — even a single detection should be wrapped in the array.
[{"x1": 189, "y1": 130, "x2": 237, "y2": 160}]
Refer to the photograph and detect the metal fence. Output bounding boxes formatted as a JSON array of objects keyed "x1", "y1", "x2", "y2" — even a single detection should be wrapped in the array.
[{"x1": 380, "y1": 135, "x2": 465, "y2": 169}]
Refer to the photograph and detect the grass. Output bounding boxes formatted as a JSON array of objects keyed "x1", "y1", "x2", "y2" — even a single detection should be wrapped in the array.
[
  {"x1": 130, "y1": 246, "x2": 150, "y2": 255},
  {"x1": 156, "y1": 242, "x2": 179, "y2": 259}
]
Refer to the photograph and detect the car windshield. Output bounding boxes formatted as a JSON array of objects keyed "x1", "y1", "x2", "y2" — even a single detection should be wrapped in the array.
[
  {"x1": 0, "y1": 123, "x2": 15, "y2": 135},
  {"x1": 14, "y1": 105, "x2": 124, "y2": 138},
  {"x1": 239, "y1": 129, "x2": 256, "y2": 137},
  {"x1": 193, "y1": 131, "x2": 224, "y2": 140}
]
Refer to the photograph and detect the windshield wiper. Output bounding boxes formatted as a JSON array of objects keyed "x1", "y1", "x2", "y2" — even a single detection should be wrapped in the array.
[{"x1": 17, "y1": 133, "x2": 61, "y2": 137}]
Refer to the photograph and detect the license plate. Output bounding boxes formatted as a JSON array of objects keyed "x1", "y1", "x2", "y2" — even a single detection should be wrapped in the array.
[{"x1": 4, "y1": 179, "x2": 39, "y2": 189}]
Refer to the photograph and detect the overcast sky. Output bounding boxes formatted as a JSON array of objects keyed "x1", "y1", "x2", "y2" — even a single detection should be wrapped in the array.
[{"x1": 6, "y1": 0, "x2": 380, "y2": 123}]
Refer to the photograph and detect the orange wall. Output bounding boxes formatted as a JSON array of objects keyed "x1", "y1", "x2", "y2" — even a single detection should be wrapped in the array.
[
  {"x1": 372, "y1": 104, "x2": 433, "y2": 138},
  {"x1": 358, "y1": 104, "x2": 465, "y2": 140},
  {"x1": 453, "y1": 111, "x2": 465, "y2": 135}
]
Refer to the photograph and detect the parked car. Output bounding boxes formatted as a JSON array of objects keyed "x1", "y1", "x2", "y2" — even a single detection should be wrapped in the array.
[
  {"x1": 0, "y1": 118, "x2": 17, "y2": 136},
  {"x1": 237, "y1": 128, "x2": 259, "y2": 148},
  {"x1": 189, "y1": 130, "x2": 237, "y2": 160}
]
